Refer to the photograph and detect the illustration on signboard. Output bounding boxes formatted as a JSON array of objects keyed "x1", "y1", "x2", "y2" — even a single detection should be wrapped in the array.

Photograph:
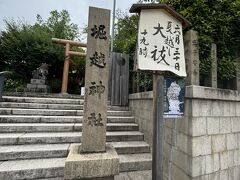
[{"x1": 164, "y1": 78, "x2": 185, "y2": 118}]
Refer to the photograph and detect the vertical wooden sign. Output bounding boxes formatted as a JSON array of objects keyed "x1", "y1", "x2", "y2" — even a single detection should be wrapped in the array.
[
  {"x1": 81, "y1": 7, "x2": 110, "y2": 153},
  {"x1": 137, "y1": 9, "x2": 187, "y2": 77},
  {"x1": 130, "y1": 4, "x2": 191, "y2": 180}
]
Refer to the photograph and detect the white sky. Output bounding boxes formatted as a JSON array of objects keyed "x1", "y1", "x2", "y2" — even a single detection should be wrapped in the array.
[{"x1": 0, "y1": 0, "x2": 138, "y2": 34}]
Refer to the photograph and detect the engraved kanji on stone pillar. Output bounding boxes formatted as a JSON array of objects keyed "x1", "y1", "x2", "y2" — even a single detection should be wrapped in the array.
[
  {"x1": 184, "y1": 30, "x2": 199, "y2": 86},
  {"x1": 210, "y1": 43, "x2": 217, "y2": 88},
  {"x1": 236, "y1": 56, "x2": 240, "y2": 92},
  {"x1": 81, "y1": 7, "x2": 110, "y2": 153}
]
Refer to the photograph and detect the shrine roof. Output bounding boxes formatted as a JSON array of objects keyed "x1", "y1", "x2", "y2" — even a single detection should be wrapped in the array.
[{"x1": 129, "y1": 4, "x2": 192, "y2": 29}]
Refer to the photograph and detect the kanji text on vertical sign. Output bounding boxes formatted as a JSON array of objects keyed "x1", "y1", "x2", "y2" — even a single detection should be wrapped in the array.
[
  {"x1": 81, "y1": 7, "x2": 110, "y2": 153},
  {"x1": 137, "y1": 9, "x2": 187, "y2": 77}
]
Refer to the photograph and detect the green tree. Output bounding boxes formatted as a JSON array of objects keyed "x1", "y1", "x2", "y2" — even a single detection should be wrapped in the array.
[
  {"x1": 0, "y1": 10, "x2": 83, "y2": 93},
  {"x1": 114, "y1": 11, "x2": 139, "y2": 54},
  {"x1": 36, "y1": 10, "x2": 79, "y2": 40},
  {"x1": 161, "y1": 0, "x2": 240, "y2": 82},
  {"x1": 113, "y1": 12, "x2": 142, "y2": 92},
  {"x1": 114, "y1": 1, "x2": 240, "y2": 89}
]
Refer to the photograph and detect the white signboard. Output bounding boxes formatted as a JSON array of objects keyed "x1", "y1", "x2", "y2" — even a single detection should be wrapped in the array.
[{"x1": 137, "y1": 9, "x2": 187, "y2": 77}]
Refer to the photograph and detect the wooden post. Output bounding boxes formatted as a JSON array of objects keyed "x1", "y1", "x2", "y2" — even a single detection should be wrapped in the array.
[
  {"x1": 137, "y1": 72, "x2": 140, "y2": 92},
  {"x1": 110, "y1": 53, "x2": 129, "y2": 106},
  {"x1": 144, "y1": 73, "x2": 147, "y2": 92},
  {"x1": 152, "y1": 74, "x2": 164, "y2": 180},
  {"x1": 61, "y1": 43, "x2": 70, "y2": 94},
  {"x1": 132, "y1": 72, "x2": 136, "y2": 93},
  {"x1": 210, "y1": 43, "x2": 217, "y2": 88},
  {"x1": 129, "y1": 4, "x2": 191, "y2": 180},
  {"x1": 132, "y1": 48, "x2": 138, "y2": 93}
]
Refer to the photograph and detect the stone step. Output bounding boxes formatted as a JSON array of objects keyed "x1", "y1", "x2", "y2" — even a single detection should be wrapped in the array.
[
  {"x1": 0, "y1": 144, "x2": 69, "y2": 161},
  {"x1": 0, "y1": 102, "x2": 129, "y2": 111},
  {"x1": 0, "y1": 142, "x2": 150, "y2": 161},
  {"x1": 0, "y1": 108, "x2": 82, "y2": 116},
  {"x1": 37, "y1": 170, "x2": 152, "y2": 180},
  {"x1": 0, "y1": 102, "x2": 83, "y2": 110},
  {"x1": 111, "y1": 141, "x2": 150, "y2": 155},
  {"x1": 0, "y1": 158, "x2": 65, "y2": 179},
  {"x1": 3, "y1": 92, "x2": 84, "y2": 99},
  {"x1": 0, "y1": 108, "x2": 132, "y2": 116},
  {"x1": 2, "y1": 96, "x2": 84, "y2": 104},
  {"x1": 0, "y1": 115, "x2": 135, "y2": 123},
  {"x1": 0, "y1": 123, "x2": 139, "y2": 132},
  {"x1": 0, "y1": 154, "x2": 152, "y2": 179},
  {"x1": 0, "y1": 131, "x2": 144, "y2": 145},
  {"x1": 119, "y1": 153, "x2": 152, "y2": 172},
  {"x1": 109, "y1": 106, "x2": 129, "y2": 111},
  {"x1": 115, "y1": 170, "x2": 152, "y2": 180}
]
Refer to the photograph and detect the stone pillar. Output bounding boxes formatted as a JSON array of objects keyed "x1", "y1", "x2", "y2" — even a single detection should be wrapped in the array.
[
  {"x1": 61, "y1": 43, "x2": 70, "y2": 94},
  {"x1": 236, "y1": 56, "x2": 240, "y2": 92},
  {"x1": 210, "y1": 43, "x2": 217, "y2": 88},
  {"x1": 64, "y1": 7, "x2": 119, "y2": 180},
  {"x1": 184, "y1": 30, "x2": 199, "y2": 86},
  {"x1": 81, "y1": 7, "x2": 110, "y2": 153}
]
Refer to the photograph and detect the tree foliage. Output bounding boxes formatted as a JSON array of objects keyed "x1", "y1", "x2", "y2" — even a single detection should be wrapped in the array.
[
  {"x1": 36, "y1": 10, "x2": 79, "y2": 40},
  {"x1": 114, "y1": 0, "x2": 240, "y2": 89},
  {"x1": 161, "y1": 0, "x2": 240, "y2": 81},
  {"x1": 113, "y1": 11, "x2": 140, "y2": 92},
  {"x1": 0, "y1": 10, "x2": 83, "y2": 93},
  {"x1": 114, "y1": 11, "x2": 139, "y2": 55},
  {"x1": 0, "y1": 19, "x2": 63, "y2": 80}
]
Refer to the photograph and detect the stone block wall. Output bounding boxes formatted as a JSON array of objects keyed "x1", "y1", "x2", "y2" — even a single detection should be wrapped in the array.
[
  {"x1": 129, "y1": 85, "x2": 240, "y2": 180},
  {"x1": 129, "y1": 91, "x2": 154, "y2": 150}
]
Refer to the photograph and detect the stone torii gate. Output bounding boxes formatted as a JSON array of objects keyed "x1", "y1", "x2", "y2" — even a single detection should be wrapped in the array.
[{"x1": 52, "y1": 38, "x2": 87, "y2": 94}]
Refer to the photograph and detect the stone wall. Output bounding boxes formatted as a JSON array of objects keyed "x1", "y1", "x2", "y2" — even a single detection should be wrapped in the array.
[
  {"x1": 129, "y1": 85, "x2": 240, "y2": 180},
  {"x1": 129, "y1": 91, "x2": 154, "y2": 150}
]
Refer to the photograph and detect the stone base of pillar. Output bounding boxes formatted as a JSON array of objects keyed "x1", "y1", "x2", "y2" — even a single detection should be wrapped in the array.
[{"x1": 64, "y1": 144, "x2": 119, "y2": 180}]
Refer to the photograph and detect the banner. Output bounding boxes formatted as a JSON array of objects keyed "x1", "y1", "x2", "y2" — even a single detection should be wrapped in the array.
[{"x1": 137, "y1": 9, "x2": 187, "y2": 77}]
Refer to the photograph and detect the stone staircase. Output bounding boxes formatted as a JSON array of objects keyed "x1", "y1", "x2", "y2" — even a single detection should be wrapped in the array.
[{"x1": 0, "y1": 95, "x2": 152, "y2": 179}]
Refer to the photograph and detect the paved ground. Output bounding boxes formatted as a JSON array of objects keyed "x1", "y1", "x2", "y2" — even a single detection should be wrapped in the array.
[{"x1": 115, "y1": 170, "x2": 152, "y2": 180}]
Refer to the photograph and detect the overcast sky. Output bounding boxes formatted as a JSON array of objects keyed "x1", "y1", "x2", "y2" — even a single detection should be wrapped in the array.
[{"x1": 0, "y1": 0, "x2": 138, "y2": 33}]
